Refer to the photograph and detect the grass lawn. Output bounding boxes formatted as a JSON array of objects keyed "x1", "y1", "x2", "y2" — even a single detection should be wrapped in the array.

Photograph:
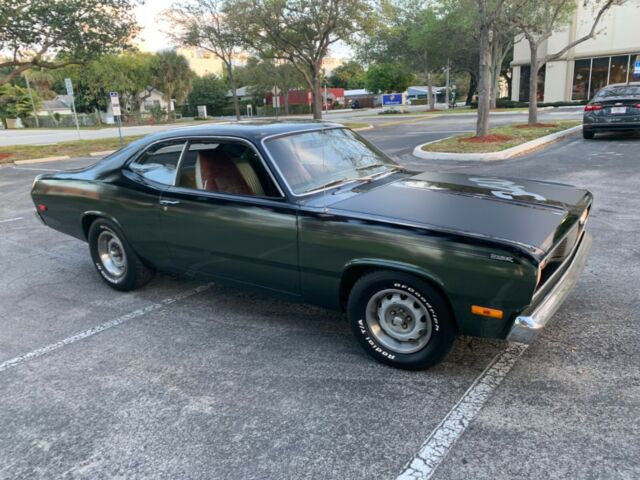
[
  {"x1": 421, "y1": 120, "x2": 581, "y2": 154},
  {"x1": 0, "y1": 136, "x2": 145, "y2": 163}
]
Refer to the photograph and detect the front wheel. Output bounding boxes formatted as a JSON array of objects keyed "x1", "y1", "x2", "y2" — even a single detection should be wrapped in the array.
[
  {"x1": 347, "y1": 271, "x2": 455, "y2": 370},
  {"x1": 88, "y1": 218, "x2": 154, "y2": 291},
  {"x1": 582, "y1": 129, "x2": 595, "y2": 139}
]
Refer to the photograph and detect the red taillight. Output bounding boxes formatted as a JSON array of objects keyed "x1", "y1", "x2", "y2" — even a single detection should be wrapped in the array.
[
  {"x1": 37, "y1": 204, "x2": 47, "y2": 213},
  {"x1": 635, "y1": 103, "x2": 640, "y2": 109},
  {"x1": 584, "y1": 104, "x2": 603, "y2": 111}
]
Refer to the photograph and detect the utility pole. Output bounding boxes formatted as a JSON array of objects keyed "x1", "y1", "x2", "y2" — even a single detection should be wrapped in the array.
[{"x1": 24, "y1": 73, "x2": 39, "y2": 128}]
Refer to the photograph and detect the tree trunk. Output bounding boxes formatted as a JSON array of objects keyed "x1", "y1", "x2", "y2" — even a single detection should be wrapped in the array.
[
  {"x1": 427, "y1": 71, "x2": 435, "y2": 110},
  {"x1": 311, "y1": 65, "x2": 322, "y2": 120},
  {"x1": 490, "y1": 38, "x2": 501, "y2": 109},
  {"x1": 227, "y1": 63, "x2": 241, "y2": 121},
  {"x1": 283, "y1": 67, "x2": 290, "y2": 115},
  {"x1": 528, "y1": 42, "x2": 539, "y2": 125},
  {"x1": 466, "y1": 72, "x2": 477, "y2": 106},
  {"x1": 424, "y1": 52, "x2": 433, "y2": 110},
  {"x1": 476, "y1": 24, "x2": 492, "y2": 137}
]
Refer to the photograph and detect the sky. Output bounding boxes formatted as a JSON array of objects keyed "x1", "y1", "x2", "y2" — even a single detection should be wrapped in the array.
[
  {"x1": 133, "y1": 1, "x2": 351, "y2": 58},
  {"x1": 134, "y1": 0, "x2": 175, "y2": 52}
]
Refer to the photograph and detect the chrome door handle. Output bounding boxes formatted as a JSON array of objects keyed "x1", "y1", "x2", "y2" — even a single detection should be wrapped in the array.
[{"x1": 159, "y1": 199, "x2": 181, "y2": 206}]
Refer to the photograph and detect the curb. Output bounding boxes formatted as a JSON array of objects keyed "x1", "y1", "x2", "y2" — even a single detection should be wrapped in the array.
[
  {"x1": 90, "y1": 150, "x2": 116, "y2": 156},
  {"x1": 14, "y1": 155, "x2": 71, "y2": 165},
  {"x1": 413, "y1": 125, "x2": 582, "y2": 161}
]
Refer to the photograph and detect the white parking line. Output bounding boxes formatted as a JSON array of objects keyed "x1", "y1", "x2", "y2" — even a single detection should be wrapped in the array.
[
  {"x1": 0, "y1": 217, "x2": 24, "y2": 224},
  {"x1": 396, "y1": 342, "x2": 528, "y2": 480},
  {"x1": 0, "y1": 283, "x2": 212, "y2": 374}
]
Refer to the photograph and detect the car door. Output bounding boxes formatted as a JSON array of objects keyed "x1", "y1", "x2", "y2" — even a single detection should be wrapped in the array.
[
  {"x1": 158, "y1": 137, "x2": 300, "y2": 295},
  {"x1": 118, "y1": 138, "x2": 187, "y2": 269}
]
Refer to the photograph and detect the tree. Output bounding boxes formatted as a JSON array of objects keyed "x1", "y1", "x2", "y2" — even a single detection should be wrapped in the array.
[
  {"x1": 51, "y1": 52, "x2": 156, "y2": 114},
  {"x1": 187, "y1": 74, "x2": 228, "y2": 116},
  {"x1": 233, "y1": 57, "x2": 306, "y2": 114},
  {"x1": 328, "y1": 61, "x2": 366, "y2": 89},
  {"x1": 365, "y1": 63, "x2": 415, "y2": 94},
  {"x1": 166, "y1": 0, "x2": 245, "y2": 120},
  {"x1": 0, "y1": 84, "x2": 40, "y2": 127},
  {"x1": 474, "y1": 0, "x2": 511, "y2": 137},
  {"x1": 228, "y1": 0, "x2": 374, "y2": 119},
  {"x1": 0, "y1": 0, "x2": 139, "y2": 85},
  {"x1": 150, "y1": 51, "x2": 195, "y2": 120},
  {"x1": 512, "y1": 0, "x2": 625, "y2": 125}
]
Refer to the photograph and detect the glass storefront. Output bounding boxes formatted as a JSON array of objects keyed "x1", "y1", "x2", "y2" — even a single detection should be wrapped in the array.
[
  {"x1": 571, "y1": 53, "x2": 640, "y2": 101},
  {"x1": 518, "y1": 65, "x2": 546, "y2": 102}
]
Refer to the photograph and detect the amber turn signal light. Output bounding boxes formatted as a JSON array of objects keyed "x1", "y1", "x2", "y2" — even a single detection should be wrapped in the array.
[{"x1": 471, "y1": 305, "x2": 504, "y2": 319}]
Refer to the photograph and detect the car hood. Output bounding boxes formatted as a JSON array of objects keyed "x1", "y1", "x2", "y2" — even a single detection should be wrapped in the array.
[{"x1": 329, "y1": 171, "x2": 592, "y2": 257}]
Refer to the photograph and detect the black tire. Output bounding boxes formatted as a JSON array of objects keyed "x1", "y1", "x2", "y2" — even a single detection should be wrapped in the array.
[
  {"x1": 347, "y1": 271, "x2": 455, "y2": 370},
  {"x1": 88, "y1": 218, "x2": 154, "y2": 291},
  {"x1": 582, "y1": 129, "x2": 595, "y2": 139}
]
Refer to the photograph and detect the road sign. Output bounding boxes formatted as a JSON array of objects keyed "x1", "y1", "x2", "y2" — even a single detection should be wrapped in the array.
[
  {"x1": 271, "y1": 86, "x2": 281, "y2": 96},
  {"x1": 109, "y1": 92, "x2": 124, "y2": 147},
  {"x1": 64, "y1": 78, "x2": 74, "y2": 97},
  {"x1": 382, "y1": 93, "x2": 403, "y2": 106},
  {"x1": 110, "y1": 92, "x2": 120, "y2": 107},
  {"x1": 112, "y1": 105, "x2": 122, "y2": 116}
]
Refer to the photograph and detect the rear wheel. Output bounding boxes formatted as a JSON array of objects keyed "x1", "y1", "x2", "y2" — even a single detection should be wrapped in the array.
[
  {"x1": 88, "y1": 218, "x2": 154, "y2": 291},
  {"x1": 582, "y1": 129, "x2": 595, "y2": 139},
  {"x1": 347, "y1": 271, "x2": 455, "y2": 370}
]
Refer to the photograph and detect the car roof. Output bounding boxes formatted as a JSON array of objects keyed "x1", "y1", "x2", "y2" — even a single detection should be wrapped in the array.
[{"x1": 141, "y1": 120, "x2": 344, "y2": 144}]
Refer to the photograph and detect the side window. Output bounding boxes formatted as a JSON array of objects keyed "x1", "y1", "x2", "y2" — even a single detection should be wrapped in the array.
[
  {"x1": 176, "y1": 140, "x2": 280, "y2": 197},
  {"x1": 130, "y1": 140, "x2": 186, "y2": 185}
]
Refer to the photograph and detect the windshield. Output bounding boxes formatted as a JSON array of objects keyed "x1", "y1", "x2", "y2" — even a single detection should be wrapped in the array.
[
  {"x1": 595, "y1": 85, "x2": 640, "y2": 99},
  {"x1": 264, "y1": 128, "x2": 398, "y2": 195}
]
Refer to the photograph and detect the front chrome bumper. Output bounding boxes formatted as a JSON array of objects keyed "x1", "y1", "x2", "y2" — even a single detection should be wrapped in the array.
[{"x1": 506, "y1": 232, "x2": 592, "y2": 343}]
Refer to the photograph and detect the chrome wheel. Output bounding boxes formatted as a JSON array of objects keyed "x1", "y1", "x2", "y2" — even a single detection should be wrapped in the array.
[
  {"x1": 365, "y1": 288, "x2": 432, "y2": 354},
  {"x1": 96, "y1": 228, "x2": 127, "y2": 281}
]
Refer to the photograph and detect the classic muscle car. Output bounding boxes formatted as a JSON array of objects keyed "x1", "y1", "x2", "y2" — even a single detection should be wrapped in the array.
[{"x1": 31, "y1": 122, "x2": 592, "y2": 369}]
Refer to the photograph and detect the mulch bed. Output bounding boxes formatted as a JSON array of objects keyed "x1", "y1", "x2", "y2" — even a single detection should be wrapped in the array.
[
  {"x1": 514, "y1": 123, "x2": 557, "y2": 128},
  {"x1": 0, "y1": 153, "x2": 11, "y2": 162},
  {"x1": 460, "y1": 134, "x2": 513, "y2": 143}
]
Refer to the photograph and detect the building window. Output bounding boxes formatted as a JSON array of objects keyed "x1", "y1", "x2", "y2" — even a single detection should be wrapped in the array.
[
  {"x1": 518, "y1": 65, "x2": 546, "y2": 102},
  {"x1": 609, "y1": 55, "x2": 629, "y2": 84},
  {"x1": 572, "y1": 59, "x2": 591, "y2": 101},
  {"x1": 589, "y1": 57, "x2": 610, "y2": 98},
  {"x1": 630, "y1": 54, "x2": 640, "y2": 82},
  {"x1": 572, "y1": 53, "x2": 640, "y2": 101}
]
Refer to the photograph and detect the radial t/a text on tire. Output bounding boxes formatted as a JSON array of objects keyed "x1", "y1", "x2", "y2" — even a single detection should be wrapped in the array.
[{"x1": 347, "y1": 271, "x2": 455, "y2": 370}]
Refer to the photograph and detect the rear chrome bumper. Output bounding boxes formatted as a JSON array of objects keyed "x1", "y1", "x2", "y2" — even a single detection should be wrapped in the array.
[{"x1": 506, "y1": 232, "x2": 592, "y2": 343}]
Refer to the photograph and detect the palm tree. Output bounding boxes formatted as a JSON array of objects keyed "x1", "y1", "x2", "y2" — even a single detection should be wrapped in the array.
[{"x1": 151, "y1": 50, "x2": 194, "y2": 120}]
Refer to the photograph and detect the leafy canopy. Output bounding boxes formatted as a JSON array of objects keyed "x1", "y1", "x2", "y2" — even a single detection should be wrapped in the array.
[{"x1": 0, "y1": 0, "x2": 140, "y2": 84}]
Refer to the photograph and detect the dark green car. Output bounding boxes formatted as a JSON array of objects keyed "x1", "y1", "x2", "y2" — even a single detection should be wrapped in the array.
[{"x1": 31, "y1": 122, "x2": 592, "y2": 369}]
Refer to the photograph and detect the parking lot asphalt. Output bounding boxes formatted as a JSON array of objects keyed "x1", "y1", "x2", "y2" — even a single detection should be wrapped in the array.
[{"x1": 1, "y1": 121, "x2": 639, "y2": 479}]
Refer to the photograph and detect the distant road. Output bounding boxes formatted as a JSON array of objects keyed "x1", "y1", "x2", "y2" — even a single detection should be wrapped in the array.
[{"x1": 0, "y1": 106, "x2": 583, "y2": 147}]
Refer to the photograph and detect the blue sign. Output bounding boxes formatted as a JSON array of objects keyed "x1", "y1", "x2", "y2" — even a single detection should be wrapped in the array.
[
  {"x1": 382, "y1": 93, "x2": 403, "y2": 106},
  {"x1": 634, "y1": 60, "x2": 640, "y2": 80}
]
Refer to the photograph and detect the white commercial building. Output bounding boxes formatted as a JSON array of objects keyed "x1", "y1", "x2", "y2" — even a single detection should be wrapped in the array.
[{"x1": 511, "y1": 1, "x2": 640, "y2": 103}]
